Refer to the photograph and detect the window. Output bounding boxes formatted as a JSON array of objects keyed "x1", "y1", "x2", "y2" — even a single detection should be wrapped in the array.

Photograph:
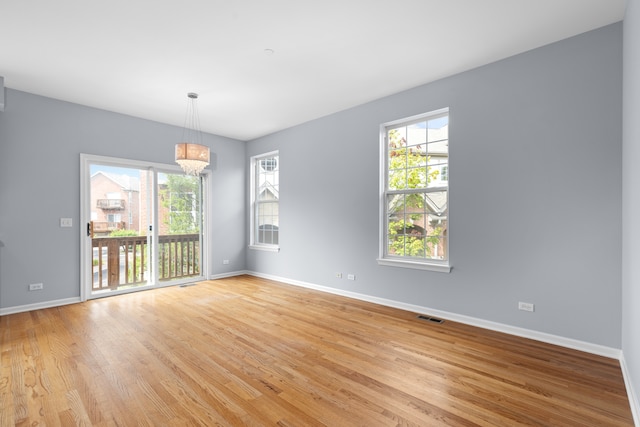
[
  {"x1": 440, "y1": 166, "x2": 448, "y2": 182},
  {"x1": 250, "y1": 151, "x2": 279, "y2": 250},
  {"x1": 379, "y1": 109, "x2": 450, "y2": 272},
  {"x1": 107, "y1": 213, "x2": 122, "y2": 223}
]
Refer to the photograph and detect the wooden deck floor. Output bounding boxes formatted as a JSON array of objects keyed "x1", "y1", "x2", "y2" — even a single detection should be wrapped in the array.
[{"x1": 0, "y1": 275, "x2": 634, "y2": 426}]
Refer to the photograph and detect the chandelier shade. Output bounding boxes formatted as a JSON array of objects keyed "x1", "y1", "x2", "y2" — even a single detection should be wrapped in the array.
[
  {"x1": 175, "y1": 92, "x2": 210, "y2": 176},
  {"x1": 175, "y1": 143, "x2": 210, "y2": 176}
]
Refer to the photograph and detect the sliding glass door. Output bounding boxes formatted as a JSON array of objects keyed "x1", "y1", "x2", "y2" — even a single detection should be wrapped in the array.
[
  {"x1": 156, "y1": 171, "x2": 204, "y2": 286},
  {"x1": 80, "y1": 155, "x2": 207, "y2": 300}
]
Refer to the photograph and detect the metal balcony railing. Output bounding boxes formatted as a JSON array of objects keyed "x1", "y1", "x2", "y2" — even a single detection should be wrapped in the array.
[{"x1": 96, "y1": 199, "x2": 125, "y2": 209}]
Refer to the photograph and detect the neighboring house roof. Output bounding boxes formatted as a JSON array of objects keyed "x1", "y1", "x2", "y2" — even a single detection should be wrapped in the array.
[
  {"x1": 259, "y1": 182, "x2": 279, "y2": 200},
  {"x1": 388, "y1": 192, "x2": 448, "y2": 218},
  {"x1": 425, "y1": 192, "x2": 447, "y2": 217},
  {"x1": 91, "y1": 171, "x2": 140, "y2": 192}
]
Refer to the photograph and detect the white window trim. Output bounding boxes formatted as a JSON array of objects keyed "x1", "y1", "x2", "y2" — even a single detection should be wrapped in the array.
[
  {"x1": 249, "y1": 150, "x2": 280, "y2": 252},
  {"x1": 376, "y1": 257, "x2": 451, "y2": 273},
  {"x1": 250, "y1": 244, "x2": 280, "y2": 252},
  {"x1": 378, "y1": 108, "x2": 451, "y2": 273}
]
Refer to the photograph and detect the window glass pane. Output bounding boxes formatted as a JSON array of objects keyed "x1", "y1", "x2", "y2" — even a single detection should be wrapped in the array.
[
  {"x1": 427, "y1": 214, "x2": 447, "y2": 233},
  {"x1": 258, "y1": 201, "x2": 277, "y2": 218},
  {"x1": 427, "y1": 116, "x2": 448, "y2": 142},
  {"x1": 426, "y1": 214, "x2": 447, "y2": 260},
  {"x1": 387, "y1": 234, "x2": 402, "y2": 256},
  {"x1": 406, "y1": 122, "x2": 427, "y2": 145},
  {"x1": 388, "y1": 127, "x2": 406, "y2": 148},
  {"x1": 387, "y1": 194, "x2": 405, "y2": 218},
  {"x1": 426, "y1": 160, "x2": 448, "y2": 186},
  {"x1": 407, "y1": 166, "x2": 428, "y2": 188},
  {"x1": 388, "y1": 147, "x2": 407, "y2": 170},
  {"x1": 260, "y1": 157, "x2": 278, "y2": 171},
  {"x1": 406, "y1": 193, "x2": 425, "y2": 210},
  {"x1": 258, "y1": 224, "x2": 279, "y2": 244},
  {"x1": 406, "y1": 210, "x2": 426, "y2": 231},
  {"x1": 428, "y1": 139, "x2": 448, "y2": 155},
  {"x1": 388, "y1": 169, "x2": 406, "y2": 190},
  {"x1": 424, "y1": 236, "x2": 444, "y2": 260},
  {"x1": 408, "y1": 144, "x2": 427, "y2": 166},
  {"x1": 424, "y1": 191, "x2": 447, "y2": 216}
]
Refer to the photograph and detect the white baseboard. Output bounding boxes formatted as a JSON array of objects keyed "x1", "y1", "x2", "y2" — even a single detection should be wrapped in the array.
[
  {"x1": 620, "y1": 353, "x2": 640, "y2": 426},
  {"x1": 0, "y1": 297, "x2": 81, "y2": 316},
  {"x1": 208, "y1": 270, "x2": 249, "y2": 280}
]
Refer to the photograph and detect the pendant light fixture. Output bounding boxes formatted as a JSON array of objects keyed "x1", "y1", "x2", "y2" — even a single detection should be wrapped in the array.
[{"x1": 175, "y1": 92, "x2": 210, "y2": 176}]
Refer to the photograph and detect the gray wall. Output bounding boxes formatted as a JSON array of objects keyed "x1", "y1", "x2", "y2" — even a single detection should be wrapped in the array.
[
  {"x1": 247, "y1": 23, "x2": 623, "y2": 348},
  {"x1": 0, "y1": 90, "x2": 246, "y2": 309},
  {"x1": 623, "y1": 0, "x2": 640, "y2": 418}
]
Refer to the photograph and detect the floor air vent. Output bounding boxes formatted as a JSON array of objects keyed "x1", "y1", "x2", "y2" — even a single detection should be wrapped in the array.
[{"x1": 417, "y1": 314, "x2": 444, "y2": 324}]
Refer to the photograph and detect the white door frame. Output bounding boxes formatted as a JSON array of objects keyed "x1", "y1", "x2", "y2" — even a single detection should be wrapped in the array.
[{"x1": 80, "y1": 153, "x2": 210, "y2": 301}]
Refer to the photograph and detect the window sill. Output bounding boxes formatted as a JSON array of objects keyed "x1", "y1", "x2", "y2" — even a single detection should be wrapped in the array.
[
  {"x1": 249, "y1": 245, "x2": 280, "y2": 253},
  {"x1": 377, "y1": 258, "x2": 451, "y2": 273}
]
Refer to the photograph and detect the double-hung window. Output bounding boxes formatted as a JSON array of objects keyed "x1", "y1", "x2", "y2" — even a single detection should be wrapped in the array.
[
  {"x1": 379, "y1": 108, "x2": 450, "y2": 272},
  {"x1": 250, "y1": 151, "x2": 280, "y2": 251}
]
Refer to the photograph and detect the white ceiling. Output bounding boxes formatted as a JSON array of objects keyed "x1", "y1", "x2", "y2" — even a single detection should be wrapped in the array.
[{"x1": 0, "y1": 1, "x2": 625, "y2": 141}]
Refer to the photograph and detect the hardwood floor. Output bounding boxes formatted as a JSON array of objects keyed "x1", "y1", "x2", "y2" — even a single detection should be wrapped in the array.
[{"x1": 0, "y1": 275, "x2": 633, "y2": 426}]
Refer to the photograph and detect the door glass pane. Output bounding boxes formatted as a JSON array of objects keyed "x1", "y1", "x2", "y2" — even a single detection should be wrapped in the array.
[
  {"x1": 90, "y1": 165, "x2": 149, "y2": 293},
  {"x1": 157, "y1": 172, "x2": 202, "y2": 283}
]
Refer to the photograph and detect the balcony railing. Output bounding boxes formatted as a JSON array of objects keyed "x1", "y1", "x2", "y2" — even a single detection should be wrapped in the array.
[
  {"x1": 97, "y1": 199, "x2": 125, "y2": 210},
  {"x1": 92, "y1": 221, "x2": 126, "y2": 234},
  {"x1": 92, "y1": 234, "x2": 200, "y2": 291}
]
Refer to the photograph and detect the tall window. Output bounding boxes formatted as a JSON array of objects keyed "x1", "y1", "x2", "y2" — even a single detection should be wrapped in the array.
[
  {"x1": 379, "y1": 109, "x2": 450, "y2": 272},
  {"x1": 250, "y1": 151, "x2": 279, "y2": 249}
]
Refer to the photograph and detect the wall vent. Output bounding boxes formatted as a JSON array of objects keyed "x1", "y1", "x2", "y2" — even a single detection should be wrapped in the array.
[{"x1": 417, "y1": 314, "x2": 444, "y2": 324}]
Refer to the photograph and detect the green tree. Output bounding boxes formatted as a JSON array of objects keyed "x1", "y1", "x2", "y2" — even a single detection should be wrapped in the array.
[
  {"x1": 109, "y1": 229, "x2": 139, "y2": 237},
  {"x1": 161, "y1": 174, "x2": 201, "y2": 234},
  {"x1": 387, "y1": 129, "x2": 443, "y2": 258}
]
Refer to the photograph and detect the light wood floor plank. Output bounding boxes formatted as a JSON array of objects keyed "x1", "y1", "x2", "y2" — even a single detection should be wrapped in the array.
[{"x1": 0, "y1": 275, "x2": 633, "y2": 426}]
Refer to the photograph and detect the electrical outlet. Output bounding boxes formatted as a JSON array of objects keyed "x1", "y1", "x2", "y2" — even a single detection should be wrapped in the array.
[
  {"x1": 223, "y1": 259, "x2": 230, "y2": 265},
  {"x1": 335, "y1": 272, "x2": 342, "y2": 278},
  {"x1": 347, "y1": 274, "x2": 355, "y2": 280},
  {"x1": 29, "y1": 283, "x2": 44, "y2": 291},
  {"x1": 518, "y1": 301, "x2": 534, "y2": 312},
  {"x1": 60, "y1": 218, "x2": 73, "y2": 227}
]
